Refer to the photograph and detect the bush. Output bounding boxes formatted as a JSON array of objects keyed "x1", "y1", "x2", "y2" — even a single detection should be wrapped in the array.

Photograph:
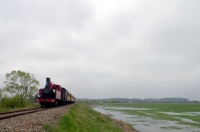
[{"x1": 0, "y1": 95, "x2": 30, "y2": 108}]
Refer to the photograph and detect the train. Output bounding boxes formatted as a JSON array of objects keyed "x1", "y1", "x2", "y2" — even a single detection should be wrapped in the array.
[{"x1": 35, "y1": 77, "x2": 76, "y2": 107}]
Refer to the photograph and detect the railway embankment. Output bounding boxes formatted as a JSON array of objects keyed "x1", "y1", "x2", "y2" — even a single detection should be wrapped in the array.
[
  {"x1": 0, "y1": 103, "x2": 137, "y2": 132},
  {"x1": 45, "y1": 103, "x2": 138, "y2": 132}
]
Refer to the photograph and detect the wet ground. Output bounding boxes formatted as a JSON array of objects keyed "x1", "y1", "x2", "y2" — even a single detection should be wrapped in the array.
[{"x1": 93, "y1": 106, "x2": 200, "y2": 132}]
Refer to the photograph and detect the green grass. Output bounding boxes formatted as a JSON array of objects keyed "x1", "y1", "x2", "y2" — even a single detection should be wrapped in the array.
[
  {"x1": 178, "y1": 121, "x2": 200, "y2": 128},
  {"x1": 121, "y1": 109, "x2": 181, "y2": 121},
  {"x1": 0, "y1": 103, "x2": 40, "y2": 113},
  {"x1": 100, "y1": 103, "x2": 200, "y2": 112},
  {"x1": 45, "y1": 103, "x2": 123, "y2": 132},
  {"x1": 160, "y1": 126, "x2": 182, "y2": 130},
  {"x1": 97, "y1": 103, "x2": 200, "y2": 128}
]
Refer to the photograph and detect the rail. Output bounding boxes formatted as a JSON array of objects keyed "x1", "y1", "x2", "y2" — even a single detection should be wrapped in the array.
[{"x1": 0, "y1": 108, "x2": 46, "y2": 120}]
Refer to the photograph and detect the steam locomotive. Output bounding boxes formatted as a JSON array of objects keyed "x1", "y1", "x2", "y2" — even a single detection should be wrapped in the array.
[{"x1": 35, "y1": 77, "x2": 76, "y2": 107}]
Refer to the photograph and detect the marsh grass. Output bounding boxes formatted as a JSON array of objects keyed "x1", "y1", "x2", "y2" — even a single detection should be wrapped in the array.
[{"x1": 160, "y1": 126, "x2": 182, "y2": 130}]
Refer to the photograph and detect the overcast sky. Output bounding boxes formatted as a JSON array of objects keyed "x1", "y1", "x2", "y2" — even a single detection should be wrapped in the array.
[{"x1": 0, "y1": 0, "x2": 200, "y2": 100}]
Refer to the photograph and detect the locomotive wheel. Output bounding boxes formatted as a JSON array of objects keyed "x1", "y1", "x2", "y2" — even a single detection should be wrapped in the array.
[{"x1": 55, "y1": 101, "x2": 58, "y2": 106}]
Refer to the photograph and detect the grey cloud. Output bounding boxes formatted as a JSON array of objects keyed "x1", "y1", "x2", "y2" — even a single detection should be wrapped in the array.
[{"x1": 0, "y1": 0, "x2": 200, "y2": 100}]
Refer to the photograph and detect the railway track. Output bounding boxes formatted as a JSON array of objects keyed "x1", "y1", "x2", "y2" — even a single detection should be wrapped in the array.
[{"x1": 0, "y1": 108, "x2": 46, "y2": 120}]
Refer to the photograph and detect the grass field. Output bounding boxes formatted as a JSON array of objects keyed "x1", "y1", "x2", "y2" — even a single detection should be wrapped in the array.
[
  {"x1": 45, "y1": 103, "x2": 124, "y2": 132},
  {"x1": 98, "y1": 103, "x2": 200, "y2": 128},
  {"x1": 0, "y1": 103, "x2": 40, "y2": 113}
]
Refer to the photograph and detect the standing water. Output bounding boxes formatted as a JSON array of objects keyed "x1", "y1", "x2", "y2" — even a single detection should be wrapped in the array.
[{"x1": 93, "y1": 106, "x2": 200, "y2": 132}]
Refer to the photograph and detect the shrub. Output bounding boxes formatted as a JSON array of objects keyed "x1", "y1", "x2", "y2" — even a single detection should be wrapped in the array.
[{"x1": 0, "y1": 95, "x2": 30, "y2": 108}]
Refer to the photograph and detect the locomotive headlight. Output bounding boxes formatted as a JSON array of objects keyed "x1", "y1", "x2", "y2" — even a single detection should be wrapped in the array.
[{"x1": 53, "y1": 89, "x2": 55, "y2": 93}]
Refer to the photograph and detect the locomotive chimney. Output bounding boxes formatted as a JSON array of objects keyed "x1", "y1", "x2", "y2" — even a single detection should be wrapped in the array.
[
  {"x1": 45, "y1": 77, "x2": 51, "y2": 88},
  {"x1": 46, "y1": 78, "x2": 51, "y2": 83}
]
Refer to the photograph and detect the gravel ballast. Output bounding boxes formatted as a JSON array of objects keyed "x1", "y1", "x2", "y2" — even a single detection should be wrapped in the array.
[{"x1": 0, "y1": 104, "x2": 75, "y2": 132}]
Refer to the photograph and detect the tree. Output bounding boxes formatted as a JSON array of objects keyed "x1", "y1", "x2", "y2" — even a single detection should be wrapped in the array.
[
  {"x1": 0, "y1": 88, "x2": 2, "y2": 99},
  {"x1": 3, "y1": 70, "x2": 40, "y2": 106}
]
